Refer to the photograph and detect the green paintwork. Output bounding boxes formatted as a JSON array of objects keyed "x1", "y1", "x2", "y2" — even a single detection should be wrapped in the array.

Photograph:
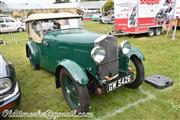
[
  {"x1": 27, "y1": 29, "x2": 101, "y2": 85},
  {"x1": 27, "y1": 28, "x2": 144, "y2": 85},
  {"x1": 26, "y1": 41, "x2": 40, "y2": 65},
  {"x1": 58, "y1": 59, "x2": 89, "y2": 85},
  {"x1": 127, "y1": 46, "x2": 145, "y2": 61},
  {"x1": 118, "y1": 51, "x2": 130, "y2": 72},
  {"x1": 40, "y1": 29, "x2": 101, "y2": 76}
]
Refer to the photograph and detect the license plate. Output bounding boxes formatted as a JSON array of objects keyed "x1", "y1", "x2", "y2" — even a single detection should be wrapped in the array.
[{"x1": 106, "y1": 74, "x2": 133, "y2": 92}]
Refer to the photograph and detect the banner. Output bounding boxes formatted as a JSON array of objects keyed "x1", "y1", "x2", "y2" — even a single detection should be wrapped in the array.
[{"x1": 175, "y1": 0, "x2": 180, "y2": 18}]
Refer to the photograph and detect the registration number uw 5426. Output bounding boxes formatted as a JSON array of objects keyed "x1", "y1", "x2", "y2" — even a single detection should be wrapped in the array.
[{"x1": 107, "y1": 74, "x2": 133, "y2": 92}]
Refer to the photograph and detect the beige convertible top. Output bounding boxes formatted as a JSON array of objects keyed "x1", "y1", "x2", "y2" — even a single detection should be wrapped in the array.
[{"x1": 26, "y1": 12, "x2": 81, "y2": 22}]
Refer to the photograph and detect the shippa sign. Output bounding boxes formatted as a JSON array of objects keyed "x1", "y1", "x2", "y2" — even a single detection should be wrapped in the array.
[{"x1": 175, "y1": 0, "x2": 180, "y2": 18}]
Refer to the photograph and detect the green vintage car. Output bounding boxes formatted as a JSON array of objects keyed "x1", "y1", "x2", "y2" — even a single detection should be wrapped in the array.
[{"x1": 25, "y1": 13, "x2": 145, "y2": 113}]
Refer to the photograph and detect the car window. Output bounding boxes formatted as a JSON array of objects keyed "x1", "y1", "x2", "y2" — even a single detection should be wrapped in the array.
[
  {"x1": 41, "y1": 18, "x2": 82, "y2": 32},
  {"x1": 29, "y1": 21, "x2": 43, "y2": 43},
  {"x1": 68, "y1": 19, "x2": 82, "y2": 29},
  {"x1": 5, "y1": 17, "x2": 15, "y2": 22},
  {"x1": 32, "y1": 21, "x2": 42, "y2": 37},
  {"x1": 0, "y1": 17, "x2": 4, "y2": 23}
]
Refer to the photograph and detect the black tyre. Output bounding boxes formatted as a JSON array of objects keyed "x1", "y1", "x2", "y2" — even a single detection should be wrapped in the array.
[
  {"x1": 17, "y1": 28, "x2": 24, "y2": 32},
  {"x1": 126, "y1": 56, "x2": 144, "y2": 88},
  {"x1": 28, "y1": 49, "x2": 39, "y2": 70},
  {"x1": 99, "y1": 19, "x2": 103, "y2": 24},
  {"x1": 60, "y1": 68, "x2": 90, "y2": 113},
  {"x1": 148, "y1": 28, "x2": 155, "y2": 37},
  {"x1": 155, "y1": 28, "x2": 162, "y2": 36}
]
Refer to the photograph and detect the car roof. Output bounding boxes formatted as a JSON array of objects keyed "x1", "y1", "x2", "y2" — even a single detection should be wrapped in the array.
[
  {"x1": 26, "y1": 12, "x2": 81, "y2": 22},
  {"x1": 0, "y1": 14, "x2": 9, "y2": 17}
]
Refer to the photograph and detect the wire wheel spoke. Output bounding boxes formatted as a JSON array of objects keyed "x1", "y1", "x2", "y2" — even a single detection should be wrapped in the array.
[
  {"x1": 63, "y1": 75, "x2": 80, "y2": 108},
  {"x1": 70, "y1": 93, "x2": 80, "y2": 106}
]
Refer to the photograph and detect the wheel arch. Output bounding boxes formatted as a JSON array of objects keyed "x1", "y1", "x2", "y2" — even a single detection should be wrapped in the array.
[
  {"x1": 26, "y1": 41, "x2": 40, "y2": 65},
  {"x1": 17, "y1": 27, "x2": 24, "y2": 32},
  {"x1": 55, "y1": 59, "x2": 89, "y2": 88},
  {"x1": 127, "y1": 46, "x2": 145, "y2": 61}
]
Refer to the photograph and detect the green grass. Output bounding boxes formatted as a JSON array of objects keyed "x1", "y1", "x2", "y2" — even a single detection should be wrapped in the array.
[{"x1": 0, "y1": 21, "x2": 180, "y2": 120}]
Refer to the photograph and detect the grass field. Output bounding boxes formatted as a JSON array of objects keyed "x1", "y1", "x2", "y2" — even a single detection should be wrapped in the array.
[{"x1": 0, "y1": 21, "x2": 180, "y2": 120}]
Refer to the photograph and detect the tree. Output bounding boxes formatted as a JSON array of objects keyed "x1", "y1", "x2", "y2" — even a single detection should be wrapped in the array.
[
  {"x1": 55, "y1": 0, "x2": 69, "y2": 3},
  {"x1": 76, "y1": 9, "x2": 84, "y2": 15},
  {"x1": 103, "y1": 0, "x2": 114, "y2": 12}
]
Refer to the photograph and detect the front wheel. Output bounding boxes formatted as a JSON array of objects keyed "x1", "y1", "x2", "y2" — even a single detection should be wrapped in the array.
[
  {"x1": 126, "y1": 56, "x2": 144, "y2": 88},
  {"x1": 99, "y1": 19, "x2": 103, "y2": 24},
  {"x1": 60, "y1": 68, "x2": 90, "y2": 113},
  {"x1": 28, "y1": 49, "x2": 39, "y2": 70},
  {"x1": 17, "y1": 28, "x2": 24, "y2": 32}
]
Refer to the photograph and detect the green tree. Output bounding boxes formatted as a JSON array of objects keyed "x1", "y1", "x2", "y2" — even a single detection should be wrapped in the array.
[
  {"x1": 103, "y1": 0, "x2": 114, "y2": 12},
  {"x1": 55, "y1": 0, "x2": 69, "y2": 3},
  {"x1": 76, "y1": 9, "x2": 84, "y2": 15},
  {"x1": 81, "y1": 0, "x2": 99, "y2": 1}
]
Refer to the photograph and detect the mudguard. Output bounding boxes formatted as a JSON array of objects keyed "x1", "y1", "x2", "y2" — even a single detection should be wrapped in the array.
[
  {"x1": 127, "y1": 46, "x2": 145, "y2": 61},
  {"x1": 56, "y1": 59, "x2": 89, "y2": 87},
  {"x1": 26, "y1": 41, "x2": 40, "y2": 65}
]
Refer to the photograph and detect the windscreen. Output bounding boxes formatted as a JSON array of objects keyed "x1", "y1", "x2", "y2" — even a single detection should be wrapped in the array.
[{"x1": 41, "y1": 18, "x2": 83, "y2": 32}]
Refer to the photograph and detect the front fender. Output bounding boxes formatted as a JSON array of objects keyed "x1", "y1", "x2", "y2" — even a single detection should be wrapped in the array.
[
  {"x1": 127, "y1": 46, "x2": 145, "y2": 61},
  {"x1": 55, "y1": 59, "x2": 89, "y2": 88},
  {"x1": 26, "y1": 41, "x2": 40, "y2": 65}
]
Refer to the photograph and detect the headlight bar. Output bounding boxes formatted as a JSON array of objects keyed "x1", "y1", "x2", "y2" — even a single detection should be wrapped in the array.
[
  {"x1": 91, "y1": 46, "x2": 106, "y2": 64},
  {"x1": 0, "y1": 78, "x2": 13, "y2": 95},
  {"x1": 120, "y1": 41, "x2": 131, "y2": 55}
]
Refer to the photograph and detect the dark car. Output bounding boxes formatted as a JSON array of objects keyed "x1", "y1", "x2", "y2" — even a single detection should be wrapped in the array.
[{"x1": 0, "y1": 54, "x2": 20, "y2": 117}]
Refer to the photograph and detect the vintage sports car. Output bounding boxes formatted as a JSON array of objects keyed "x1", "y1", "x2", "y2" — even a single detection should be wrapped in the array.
[
  {"x1": 0, "y1": 54, "x2": 21, "y2": 116},
  {"x1": 26, "y1": 13, "x2": 145, "y2": 113}
]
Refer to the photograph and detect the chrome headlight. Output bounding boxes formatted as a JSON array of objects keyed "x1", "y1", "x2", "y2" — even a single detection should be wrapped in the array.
[
  {"x1": 120, "y1": 41, "x2": 131, "y2": 55},
  {"x1": 0, "y1": 78, "x2": 12, "y2": 94},
  {"x1": 91, "y1": 46, "x2": 106, "y2": 64}
]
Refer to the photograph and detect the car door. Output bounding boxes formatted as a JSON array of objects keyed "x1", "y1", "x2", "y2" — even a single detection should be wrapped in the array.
[
  {"x1": 29, "y1": 21, "x2": 56, "y2": 72},
  {"x1": 4, "y1": 17, "x2": 17, "y2": 32},
  {"x1": 39, "y1": 35, "x2": 57, "y2": 73},
  {"x1": 0, "y1": 17, "x2": 8, "y2": 33}
]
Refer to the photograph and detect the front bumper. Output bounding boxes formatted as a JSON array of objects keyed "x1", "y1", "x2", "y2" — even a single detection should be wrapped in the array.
[{"x1": 0, "y1": 82, "x2": 21, "y2": 113}]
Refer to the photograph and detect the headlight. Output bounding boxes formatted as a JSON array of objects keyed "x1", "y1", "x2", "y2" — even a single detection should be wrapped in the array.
[
  {"x1": 120, "y1": 41, "x2": 131, "y2": 55},
  {"x1": 91, "y1": 46, "x2": 106, "y2": 64},
  {"x1": 0, "y1": 78, "x2": 12, "y2": 94}
]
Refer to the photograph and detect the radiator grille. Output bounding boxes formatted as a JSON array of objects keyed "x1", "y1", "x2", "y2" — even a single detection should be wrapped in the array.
[{"x1": 97, "y1": 36, "x2": 119, "y2": 80}]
